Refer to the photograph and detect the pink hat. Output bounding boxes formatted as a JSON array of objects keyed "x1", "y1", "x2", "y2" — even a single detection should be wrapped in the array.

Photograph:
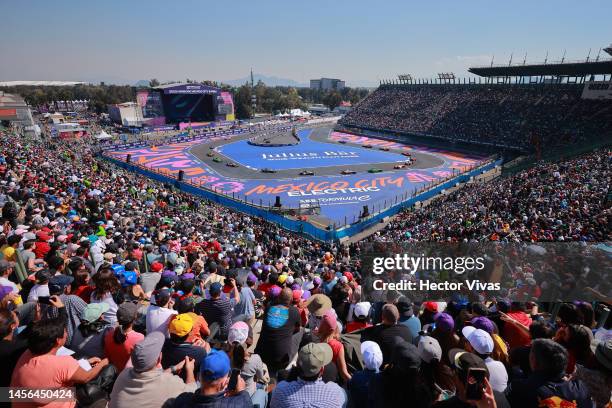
[
  {"x1": 317, "y1": 309, "x2": 337, "y2": 335},
  {"x1": 228, "y1": 321, "x2": 249, "y2": 344}
]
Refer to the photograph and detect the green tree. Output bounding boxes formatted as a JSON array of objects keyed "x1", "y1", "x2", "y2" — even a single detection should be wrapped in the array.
[
  {"x1": 323, "y1": 92, "x2": 342, "y2": 111},
  {"x1": 149, "y1": 78, "x2": 160, "y2": 87}
]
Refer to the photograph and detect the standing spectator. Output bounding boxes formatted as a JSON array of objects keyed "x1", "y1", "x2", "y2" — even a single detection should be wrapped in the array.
[
  {"x1": 27, "y1": 269, "x2": 51, "y2": 302},
  {"x1": 255, "y1": 288, "x2": 301, "y2": 375},
  {"x1": 461, "y1": 326, "x2": 508, "y2": 392},
  {"x1": 71, "y1": 302, "x2": 112, "y2": 359},
  {"x1": 348, "y1": 341, "x2": 382, "y2": 408},
  {"x1": 397, "y1": 297, "x2": 421, "y2": 339},
  {"x1": 506, "y1": 339, "x2": 593, "y2": 407},
  {"x1": 363, "y1": 304, "x2": 413, "y2": 364},
  {"x1": 271, "y1": 343, "x2": 346, "y2": 408}
]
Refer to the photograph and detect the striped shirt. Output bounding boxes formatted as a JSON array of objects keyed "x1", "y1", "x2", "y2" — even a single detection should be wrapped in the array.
[{"x1": 195, "y1": 297, "x2": 234, "y2": 340}]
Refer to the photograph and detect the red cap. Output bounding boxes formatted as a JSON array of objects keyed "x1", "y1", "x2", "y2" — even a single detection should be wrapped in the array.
[
  {"x1": 150, "y1": 262, "x2": 163, "y2": 272},
  {"x1": 36, "y1": 232, "x2": 51, "y2": 241},
  {"x1": 343, "y1": 271, "x2": 354, "y2": 282},
  {"x1": 423, "y1": 301, "x2": 438, "y2": 312}
]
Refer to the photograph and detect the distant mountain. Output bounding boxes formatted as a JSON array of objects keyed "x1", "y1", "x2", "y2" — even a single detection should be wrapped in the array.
[
  {"x1": 134, "y1": 80, "x2": 150, "y2": 87},
  {"x1": 223, "y1": 74, "x2": 307, "y2": 87}
]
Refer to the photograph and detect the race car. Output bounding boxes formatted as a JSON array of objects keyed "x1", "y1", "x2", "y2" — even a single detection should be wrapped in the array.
[
  {"x1": 226, "y1": 162, "x2": 239, "y2": 167},
  {"x1": 206, "y1": 152, "x2": 214, "y2": 157},
  {"x1": 299, "y1": 170, "x2": 315, "y2": 176},
  {"x1": 402, "y1": 152, "x2": 412, "y2": 157},
  {"x1": 363, "y1": 144, "x2": 373, "y2": 148},
  {"x1": 261, "y1": 168, "x2": 277, "y2": 173},
  {"x1": 212, "y1": 157, "x2": 222, "y2": 163},
  {"x1": 341, "y1": 169, "x2": 356, "y2": 175},
  {"x1": 338, "y1": 140, "x2": 347, "y2": 144},
  {"x1": 368, "y1": 168, "x2": 383, "y2": 173},
  {"x1": 393, "y1": 164, "x2": 406, "y2": 169},
  {"x1": 379, "y1": 147, "x2": 390, "y2": 151}
]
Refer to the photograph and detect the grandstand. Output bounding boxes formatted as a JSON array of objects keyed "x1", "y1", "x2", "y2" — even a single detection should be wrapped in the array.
[{"x1": 339, "y1": 57, "x2": 612, "y2": 156}]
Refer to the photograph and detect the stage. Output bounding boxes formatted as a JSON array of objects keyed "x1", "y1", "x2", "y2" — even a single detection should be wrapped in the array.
[{"x1": 103, "y1": 127, "x2": 495, "y2": 240}]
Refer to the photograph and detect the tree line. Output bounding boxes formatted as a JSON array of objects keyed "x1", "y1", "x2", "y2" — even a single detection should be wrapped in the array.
[{"x1": 1, "y1": 80, "x2": 371, "y2": 119}]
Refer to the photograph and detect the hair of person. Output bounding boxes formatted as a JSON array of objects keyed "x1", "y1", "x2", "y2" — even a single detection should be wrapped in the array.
[
  {"x1": 566, "y1": 324, "x2": 594, "y2": 362},
  {"x1": 529, "y1": 320, "x2": 555, "y2": 339},
  {"x1": 67, "y1": 258, "x2": 84, "y2": 274},
  {"x1": 170, "y1": 332, "x2": 189, "y2": 343},
  {"x1": 510, "y1": 302, "x2": 526, "y2": 312},
  {"x1": 0, "y1": 310, "x2": 16, "y2": 338},
  {"x1": 75, "y1": 246, "x2": 87, "y2": 256},
  {"x1": 92, "y1": 267, "x2": 121, "y2": 299},
  {"x1": 23, "y1": 240, "x2": 36, "y2": 250},
  {"x1": 530, "y1": 338, "x2": 568, "y2": 377},
  {"x1": 279, "y1": 288, "x2": 293, "y2": 306},
  {"x1": 47, "y1": 255, "x2": 65, "y2": 271},
  {"x1": 28, "y1": 318, "x2": 65, "y2": 355},
  {"x1": 557, "y1": 303, "x2": 580, "y2": 325},
  {"x1": 575, "y1": 302, "x2": 595, "y2": 328},
  {"x1": 180, "y1": 279, "x2": 195, "y2": 295},
  {"x1": 232, "y1": 342, "x2": 247, "y2": 370},
  {"x1": 78, "y1": 318, "x2": 108, "y2": 338},
  {"x1": 7, "y1": 234, "x2": 21, "y2": 246}
]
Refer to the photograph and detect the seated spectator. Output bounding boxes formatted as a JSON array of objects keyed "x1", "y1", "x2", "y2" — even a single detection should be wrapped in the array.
[
  {"x1": 417, "y1": 335, "x2": 456, "y2": 400},
  {"x1": 11, "y1": 309, "x2": 110, "y2": 408},
  {"x1": 0, "y1": 260, "x2": 18, "y2": 293},
  {"x1": 315, "y1": 309, "x2": 351, "y2": 382},
  {"x1": 27, "y1": 269, "x2": 51, "y2": 302},
  {"x1": 573, "y1": 339, "x2": 612, "y2": 408},
  {"x1": 90, "y1": 267, "x2": 121, "y2": 325},
  {"x1": 171, "y1": 297, "x2": 210, "y2": 343},
  {"x1": 109, "y1": 331, "x2": 197, "y2": 408},
  {"x1": 104, "y1": 301, "x2": 144, "y2": 371},
  {"x1": 271, "y1": 343, "x2": 346, "y2": 408},
  {"x1": 170, "y1": 349, "x2": 253, "y2": 408},
  {"x1": 506, "y1": 338, "x2": 594, "y2": 407},
  {"x1": 0, "y1": 309, "x2": 27, "y2": 387},
  {"x1": 162, "y1": 314, "x2": 209, "y2": 379},
  {"x1": 196, "y1": 281, "x2": 239, "y2": 341},
  {"x1": 228, "y1": 321, "x2": 269, "y2": 408},
  {"x1": 509, "y1": 319, "x2": 555, "y2": 378},
  {"x1": 432, "y1": 312, "x2": 461, "y2": 366},
  {"x1": 146, "y1": 288, "x2": 178, "y2": 337},
  {"x1": 348, "y1": 341, "x2": 382, "y2": 408},
  {"x1": 45, "y1": 273, "x2": 87, "y2": 345},
  {"x1": 71, "y1": 302, "x2": 113, "y2": 359}
]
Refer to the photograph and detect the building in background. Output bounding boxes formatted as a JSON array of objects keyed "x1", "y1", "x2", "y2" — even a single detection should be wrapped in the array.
[
  {"x1": 0, "y1": 91, "x2": 35, "y2": 129},
  {"x1": 310, "y1": 78, "x2": 345, "y2": 91},
  {"x1": 108, "y1": 102, "x2": 143, "y2": 127}
]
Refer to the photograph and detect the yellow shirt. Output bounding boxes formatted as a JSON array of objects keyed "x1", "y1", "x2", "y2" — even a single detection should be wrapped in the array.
[{"x1": 1, "y1": 245, "x2": 16, "y2": 262}]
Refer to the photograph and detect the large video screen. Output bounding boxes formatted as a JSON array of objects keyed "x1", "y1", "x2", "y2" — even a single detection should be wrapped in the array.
[{"x1": 161, "y1": 94, "x2": 215, "y2": 123}]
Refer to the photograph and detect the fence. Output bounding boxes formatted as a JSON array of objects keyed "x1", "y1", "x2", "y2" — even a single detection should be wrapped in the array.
[{"x1": 102, "y1": 153, "x2": 501, "y2": 242}]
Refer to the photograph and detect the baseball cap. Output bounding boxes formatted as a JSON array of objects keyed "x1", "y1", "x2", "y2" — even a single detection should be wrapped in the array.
[
  {"x1": 392, "y1": 342, "x2": 421, "y2": 370},
  {"x1": 48, "y1": 274, "x2": 74, "y2": 295},
  {"x1": 462, "y1": 326, "x2": 494, "y2": 355},
  {"x1": 132, "y1": 332, "x2": 165, "y2": 372},
  {"x1": 423, "y1": 301, "x2": 438, "y2": 313},
  {"x1": 471, "y1": 316, "x2": 495, "y2": 334},
  {"x1": 298, "y1": 342, "x2": 333, "y2": 377},
  {"x1": 200, "y1": 349, "x2": 231, "y2": 381},
  {"x1": 35, "y1": 269, "x2": 52, "y2": 283},
  {"x1": 81, "y1": 302, "x2": 110, "y2": 323},
  {"x1": 434, "y1": 312, "x2": 455, "y2": 332},
  {"x1": 116, "y1": 302, "x2": 139, "y2": 325},
  {"x1": 169, "y1": 313, "x2": 194, "y2": 337},
  {"x1": 228, "y1": 321, "x2": 249, "y2": 345},
  {"x1": 209, "y1": 282, "x2": 223, "y2": 296},
  {"x1": 150, "y1": 261, "x2": 163, "y2": 272},
  {"x1": 361, "y1": 341, "x2": 383, "y2": 371},
  {"x1": 317, "y1": 309, "x2": 338, "y2": 334},
  {"x1": 396, "y1": 297, "x2": 414, "y2": 318},
  {"x1": 448, "y1": 349, "x2": 489, "y2": 380},
  {"x1": 0, "y1": 260, "x2": 15, "y2": 273},
  {"x1": 417, "y1": 336, "x2": 442, "y2": 363},
  {"x1": 353, "y1": 302, "x2": 371, "y2": 319}
]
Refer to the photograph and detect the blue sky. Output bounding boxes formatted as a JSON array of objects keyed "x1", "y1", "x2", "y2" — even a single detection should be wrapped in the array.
[{"x1": 1, "y1": 0, "x2": 610, "y2": 86}]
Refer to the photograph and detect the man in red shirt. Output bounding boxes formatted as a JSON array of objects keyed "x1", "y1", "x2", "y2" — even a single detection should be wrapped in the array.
[{"x1": 33, "y1": 232, "x2": 52, "y2": 259}]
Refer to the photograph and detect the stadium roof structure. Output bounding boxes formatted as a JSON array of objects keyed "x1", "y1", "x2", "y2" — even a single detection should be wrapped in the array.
[
  {"x1": 0, "y1": 81, "x2": 86, "y2": 86},
  {"x1": 469, "y1": 59, "x2": 612, "y2": 78}
]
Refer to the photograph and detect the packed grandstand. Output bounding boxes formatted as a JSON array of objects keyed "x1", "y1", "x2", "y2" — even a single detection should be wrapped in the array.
[{"x1": 1, "y1": 58, "x2": 611, "y2": 408}]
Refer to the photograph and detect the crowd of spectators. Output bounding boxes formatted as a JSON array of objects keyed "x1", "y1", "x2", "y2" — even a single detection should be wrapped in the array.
[
  {"x1": 0, "y1": 125, "x2": 610, "y2": 407},
  {"x1": 376, "y1": 149, "x2": 611, "y2": 243},
  {"x1": 339, "y1": 84, "x2": 612, "y2": 151}
]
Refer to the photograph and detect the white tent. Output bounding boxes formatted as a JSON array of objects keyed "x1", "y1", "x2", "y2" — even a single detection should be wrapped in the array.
[{"x1": 95, "y1": 130, "x2": 113, "y2": 140}]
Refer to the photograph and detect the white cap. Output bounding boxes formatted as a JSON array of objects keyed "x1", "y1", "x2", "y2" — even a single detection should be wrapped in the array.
[
  {"x1": 361, "y1": 341, "x2": 383, "y2": 371},
  {"x1": 354, "y1": 302, "x2": 371, "y2": 319},
  {"x1": 462, "y1": 326, "x2": 494, "y2": 355}
]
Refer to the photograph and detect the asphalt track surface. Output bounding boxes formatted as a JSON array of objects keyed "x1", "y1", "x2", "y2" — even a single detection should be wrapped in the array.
[{"x1": 189, "y1": 127, "x2": 444, "y2": 180}]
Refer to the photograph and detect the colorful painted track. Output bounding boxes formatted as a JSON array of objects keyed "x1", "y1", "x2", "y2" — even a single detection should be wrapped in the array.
[{"x1": 104, "y1": 128, "x2": 487, "y2": 227}]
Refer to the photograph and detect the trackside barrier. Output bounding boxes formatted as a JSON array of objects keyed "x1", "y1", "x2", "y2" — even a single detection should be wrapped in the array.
[{"x1": 102, "y1": 153, "x2": 500, "y2": 242}]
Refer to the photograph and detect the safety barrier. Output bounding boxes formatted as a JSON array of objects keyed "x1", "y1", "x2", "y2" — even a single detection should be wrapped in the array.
[{"x1": 102, "y1": 153, "x2": 500, "y2": 242}]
